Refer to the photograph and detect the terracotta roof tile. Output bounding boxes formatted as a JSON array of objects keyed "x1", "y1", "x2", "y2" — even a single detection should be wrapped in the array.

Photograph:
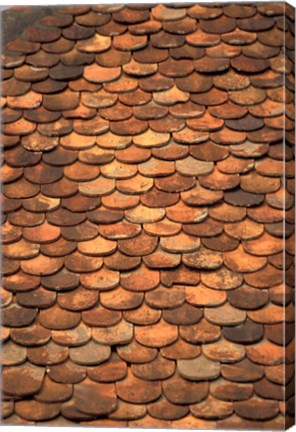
[
  {"x1": 210, "y1": 378, "x2": 252, "y2": 401},
  {"x1": 1, "y1": 3, "x2": 294, "y2": 427},
  {"x1": 87, "y1": 352, "x2": 126, "y2": 383}
]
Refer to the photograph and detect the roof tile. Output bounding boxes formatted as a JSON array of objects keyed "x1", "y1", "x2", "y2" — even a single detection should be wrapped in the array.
[{"x1": 135, "y1": 319, "x2": 178, "y2": 348}]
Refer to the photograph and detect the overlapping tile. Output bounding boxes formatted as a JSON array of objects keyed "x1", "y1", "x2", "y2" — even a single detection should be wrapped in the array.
[{"x1": 1, "y1": 2, "x2": 294, "y2": 429}]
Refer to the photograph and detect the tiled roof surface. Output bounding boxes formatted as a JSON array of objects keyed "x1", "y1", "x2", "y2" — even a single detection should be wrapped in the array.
[{"x1": 1, "y1": 2, "x2": 295, "y2": 429}]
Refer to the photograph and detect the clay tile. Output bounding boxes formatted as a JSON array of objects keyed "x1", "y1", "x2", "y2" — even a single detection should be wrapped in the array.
[
  {"x1": 191, "y1": 394, "x2": 233, "y2": 419},
  {"x1": 123, "y1": 58, "x2": 157, "y2": 77},
  {"x1": 123, "y1": 303, "x2": 160, "y2": 327},
  {"x1": 98, "y1": 219, "x2": 139, "y2": 239},
  {"x1": 101, "y1": 191, "x2": 138, "y2": 211},
  {"x1": 139, "y1": 74, "x2": 173, "y2": 94},
  {"x1": 121, "y1": 265, "x2": 159, "y2": 293},
  {"x1": 82, "y1": 304, "x2": 121, "y2": 328},
  {"x1": 198, "y1": 167, "x2": 239, "y2": 191},
  {"x1": 151, "y1": 30, "x2": 185, "y2": 49},
  {"x1": 226, "y1": 114, "x2": 264, "y2": 132},
  {"x1": 245, "y1": 263, "x2": 283, "y2": 289},
  {"x1": 3, "y1": 238, "x2": 39, "y2": 260},
  {"x1": 173, "y1": 127, "x2": 209, "y2": 145},
  {"x1": 111, "y1": 117, "x2": 148, "y2": 136},
  {"x1": 73, "y1": 378, "x2": 117, "y2": 416},
  {"x1": 27, "y1": 340, "x2": 68, "y2": 366},
  {"x1": 252, "y1": 71, "x2": 284, "y2": 92},
  {"x1": 148, "y1": 397, "x2": 188, "y2": 421},
  {"x1": 205, "y1": 302, "x2": 246, "y2": 327},
  {"x1": 205, "y1": 340, "x2": 246, "y2": 366},
  {"x1": 211, "y1": 128, "x2": 247, "y2": 145},
  {"x1": 7, "y1": 208, "x2": 44, "y2": 228},
  {"x1": 241, "y1": 172, "x2": 280, "y2": 194},
  {"x1": 160, "y1": 232, "x2": 199, "y2": 254},
  {"x1": 163, "y1": 17, "x2": 197, "y2": 35},
  {"x1": 176, "y1": 71, "x2": 212, "y2": 93},
  {"x1": 210, "y1": 378, "x2": 253, "y2": 402},
  {"x1": 224, "y1": 3, "x2": 256, "y2": 17},
  {"x1": 224, "y1": 188, "x2": 264, "y2": 207},
  {"x1": 177, "y1": 355, "x2": 219, "y2": 382},
  {"x1": 2, "y1": 106, "x2": 22, "y2": 124},
  {"x1": 131, "y1": 352, "x2": 174, "y2": 381},
  {"x1": 100, "y1": 160, "x2": 136, "y2": 179},
  {"x1": 209, "y1": 102, "x2": 247, "y2": 122},
  {"x1": 117, "y1": 339, "x2": 157, "y2": 364},
  {"x1": 217, "y1": 155, "x2": 254, "y2": 175},
  {"x1": 164, "y1": 374, "x2": 206, "y2": 406},
  {"x1": 2, "y1": 362, "x2": 45, "y2": 397},
  {"x1": 235, "y1": 396, "x2": 279, "y2": 422},
  {"x1": 112, "y1": 7, "x2": 148, "y2": 24},
  {"x1": 117, "y1": 231, "x2": 157, "y2": 256},
  {"x1": 190, "y1": 142, "x2": 228, "y2": 164},
  {"x1": 214, "y1": 70, "x2": 250, "y2": 91},
  {"x1": 3, "y1": 117, "x2": 36, "y2": 136},
  {"x1": 188, "y1": 4, "x2": 222, "y2": 19},
  {"x1": 1, "y1": 340, "x2": 26, "y2": 366},
  {"x1": 43, "y1": 89, "x2": 79, "y2": 111},
  {"x1": 52, "y1": 320, "x2": 91, "y2": 346},
  {"x1": 177, "y1": 156, "x2": 214, "y2": 177},
  {"x1": 161, "y1": 337, "x2": 200, "y2": 361},
  {"x1": 2, "y1": 78, "x2": 30, "y2": 99},
  {"x1": 265, "y1": 364, "x2": 294, "y2": 386},
  {"x1": 258, "y1": 27, "x2": 284, "y2": 47},
  {"x1": 115, "y1": 370, "x2": 161, "y2": 405},
  {"x1": 166, "y1": 201, "x2": 207, "y2": 224},
  {"x1": 75, "y1": 34, "x2": 111, "y2": 53},
  {"x1": 230, "y1": 141, "x2": 269, "y2": 159},
  {"x1": 77, "y1": 235, "x2": 116, "y2": 256},
  {"x1": 34, "y1": 375, "x2": 72, "y2": 404},
  {"x1": 2, "y1": 256, "x2": 20, "y2": 276},
  {"x1": 229, "y1": 87, "x2": 266, "y2": 107},
  {"x1": 21, "y1": 253, "x2": 64, "y2": 276},
  {"x1": 16, "y1": 285, "x2": 56, "y2": 308},
  {"x1": 248, "y1": 303, "x2": 289, "y2": 325},
  {"x1": 22, "y1": 221, "x2": 60, "y2": 244},
  {"x1": 186, "y1": 28, "x2": 220, "y2": 48},
  {"x1": 141, "y1": 188, "x2": 179, "y2": 208},
  {"x1": 109, "y1": 399, "x2": 146, "y2": 421},
  {"x1": 243, "y1": 232, "x2": 283, "y2": 256},
  {"x1": 113, "y1": 33, "x2": 147, "y2": 51},
  {"x1": 100, "y1": 101, "x2": 133, "y2": 121},
  {"x1": 146, "y1": 285, "x2": 185, "y2": 309},
  {"x1": 135, "y1": 319, "x2": 178, "y2": 348},
  {"x1": 203, "y1": 232, "x2": 239, "y2": 252},
  {"x1": 246, "y1": 340, "x2": 285, "y2": 366},
  {"x1": 221, "y1": 358, "x2": 263, "y2": 384},
  {"x1": 1, "y1": 220, "x2": 22, "y2": 244},
  {"x1": 201, "y1": 266, "x2": 243, "y2": 291},
  {"x1": 202, "y1": 15, "x2": 236, "y2": 34},
  {"x1": 92, "y1": 319, "x2": 133, "y2": 345},
  {"x1": 87, "y1": 352, "x2": 126, "y2": 383},
  {"x1": 125, "y1": 204, "x2": 165, "y2": 224},
  {"x1": 152, "y1": 4, "x2": 185, "y2": 21},
  {"x1": 222, "y1": 27, "x2": 257, "y2": 45},
  {"x1": 144, "y1": 219, "x2": 181, "y2": 237},
  {"x1": 195, "y1": 57, "x2": 230, "y2": 74},
  {"x1": 224, "y1": 244, "x2": 267, "y2": 273},
  {"x1": 163, "y1": 302, "x2": 202, "y2": 326},
  {"x1": 269, "y1": 284, "x2": 293, "y2": 307},
  {"x1": 183, "y1": 246, "x2": 223, "y2": 270},
  {"x1": 83, "y1": 63, "x2": 121, "y2": 84},
  {"x1": 7, "y1": 91, "x2": 42, "y2": 111},
  {"x1": 70, "y1": 340, "x2": 110, "y2": 366},
  {"x1": 209, "y1": 203, "x2": 246, "y2": 223},
  {"x1": 101, "y1": 285, "x2": 143, "y2": 308},
  {"x1": 232, "y1": 53, "x2": 268, "y2": 73},
  {"x1": 186, "y1": 284, "x2": 226, "y2": 307}
]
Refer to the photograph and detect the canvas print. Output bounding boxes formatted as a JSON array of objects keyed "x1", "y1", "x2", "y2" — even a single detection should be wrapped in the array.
[{"x1": 0, "y1": 2, "x2": 295, "y2": 429}]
